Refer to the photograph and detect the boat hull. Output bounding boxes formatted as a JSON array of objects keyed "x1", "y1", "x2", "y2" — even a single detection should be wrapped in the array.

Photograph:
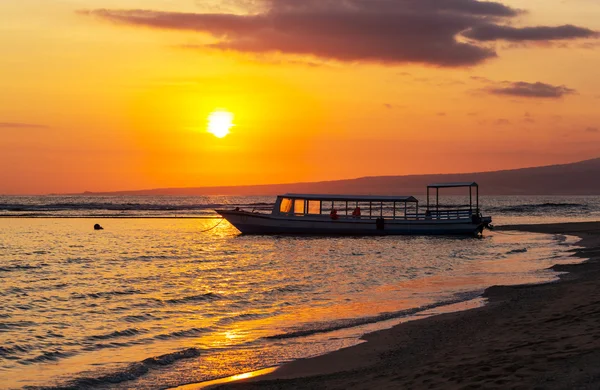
[{"x1": 216, "y1": 210, "x2": 488, "y2": 236}]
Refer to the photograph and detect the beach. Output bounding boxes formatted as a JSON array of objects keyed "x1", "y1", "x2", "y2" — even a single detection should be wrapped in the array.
[{"x1": 210, "y1": 222, "x2": 600, "y2": 389}]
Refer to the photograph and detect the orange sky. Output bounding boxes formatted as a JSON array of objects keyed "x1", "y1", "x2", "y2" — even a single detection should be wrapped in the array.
[{"x1": 1, "y1": 0, "x2": 599, "y2": 194}]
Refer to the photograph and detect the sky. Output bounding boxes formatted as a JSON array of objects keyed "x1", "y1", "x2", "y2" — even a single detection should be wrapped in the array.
[{"x1": 1, "y1": 0, "x2": 599, "y2": 194}]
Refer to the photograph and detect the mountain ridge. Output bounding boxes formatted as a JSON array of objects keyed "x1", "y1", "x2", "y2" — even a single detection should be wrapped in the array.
[{"x1": 77, "y1": 157, "x2": 600, "y2": 196}]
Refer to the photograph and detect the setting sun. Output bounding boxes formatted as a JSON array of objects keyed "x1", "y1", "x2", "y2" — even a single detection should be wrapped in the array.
[{"x1": 207, "y1": 110, "x2": 234, "y2": 138}]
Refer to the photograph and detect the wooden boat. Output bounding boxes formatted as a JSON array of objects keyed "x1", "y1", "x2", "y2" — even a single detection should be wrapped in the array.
[{"x1": 216, "y1": 182, "x2": 492, "y2": 236}]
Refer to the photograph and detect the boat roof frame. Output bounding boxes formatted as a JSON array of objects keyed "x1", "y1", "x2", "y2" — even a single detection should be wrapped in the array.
[
  {"x1": 281, "y1": 193, "x2": 419, "y2": 203},
  {"x1": 427, "y1": 182, "x2": 478, "y2": 189}
]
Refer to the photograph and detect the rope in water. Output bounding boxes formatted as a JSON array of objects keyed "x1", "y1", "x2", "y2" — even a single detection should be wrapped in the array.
[{"x1": 199, "y1": 218, "x2": 225, "y2": 233}]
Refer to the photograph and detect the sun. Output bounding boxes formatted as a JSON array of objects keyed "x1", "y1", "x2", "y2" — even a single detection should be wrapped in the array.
[{"x1": 207, "y1": 110, "x2": 234, "y2": 138}]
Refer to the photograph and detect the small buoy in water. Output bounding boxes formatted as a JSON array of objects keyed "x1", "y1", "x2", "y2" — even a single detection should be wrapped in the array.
[{"x1": 94, "y1": 224, "x2": 104, "y2": 230}]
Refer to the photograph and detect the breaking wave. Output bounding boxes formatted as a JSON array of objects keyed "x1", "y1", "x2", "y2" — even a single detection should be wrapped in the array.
[
  {"x1": 0, "y1": 198, "x2": 273, "y2": 218},
  {"x1": 265, "y1": 292, "x2": 481, "y2": 340},
  {"x1": 491, "y1": 202, "x2": 588, "y2": 214},
  {"x1": 28, "y1": 348, "x2": 202, "y2": 390}
]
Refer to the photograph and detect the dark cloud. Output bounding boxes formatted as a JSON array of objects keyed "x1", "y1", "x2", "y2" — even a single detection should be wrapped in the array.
[
  {"x1": 470, "y1": 76, "x2": 493, "y2": 83},
  {"x1": 586, "y1": 127, "x2": 599, "y2": 133},
  {"x1": 81, "y1": 0, "x2": 595, "y2": 67},
  {"x1": 464, "y1": 24, "x2": 598, "y2": 42},
  {"x1": 0, "y1": 122, "x2": 48, "y2": 129},
  {"x1": 487, "y1": 82, "x2": 576, "y2": 99}
]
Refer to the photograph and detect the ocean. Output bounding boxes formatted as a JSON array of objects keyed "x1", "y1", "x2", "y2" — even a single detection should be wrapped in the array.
[{"x1": 1, "y1": 195, "x2": 599, "y2": 389}]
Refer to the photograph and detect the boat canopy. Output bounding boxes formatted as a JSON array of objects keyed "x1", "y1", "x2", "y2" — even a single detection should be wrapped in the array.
[
  {"x1": 427, "y1": 182, "x2": 478, "y2": 189},
  {"x1": 426, "y1": 182, "x2": 479, "y2": 213},
  {"x1": 281, "y1": 194, "x2": 418, "y2": 203}
]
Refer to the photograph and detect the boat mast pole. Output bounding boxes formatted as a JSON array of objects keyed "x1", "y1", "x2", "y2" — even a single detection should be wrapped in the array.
[{"x1": 470, "y1": 186, "x2": 472, "y2": 214}]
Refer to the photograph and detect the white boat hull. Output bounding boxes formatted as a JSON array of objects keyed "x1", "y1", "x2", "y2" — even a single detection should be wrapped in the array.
[{"x1": 216, "y1": 210, "x2": 489, "y2": 236}]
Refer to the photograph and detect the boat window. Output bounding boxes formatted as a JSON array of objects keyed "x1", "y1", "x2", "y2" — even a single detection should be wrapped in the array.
[
  {"x1": 279, "y1": 198, "x2": 292, "y2": 213},
  {"x1": 321, "y1": 201, "x2": 333, "y2": 215},
  {"x1": 333, "y1": 201, "x2": 347, "y2": 216},
  {"x1": 307, "y1": 200, "x2": 321, "y2": 214},
  {"x1": 294, "y1": 199, "x2": 305, "y2": 215}
]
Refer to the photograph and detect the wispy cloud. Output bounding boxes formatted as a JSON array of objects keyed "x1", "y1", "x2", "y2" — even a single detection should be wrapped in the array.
[
  {"x1": 464, "y1": 24, "x2": 598, "y2": 42},
  {"x1": 0, "y1": 122, "x2": 49, "y2": 129},
  {"x1": 486, "y1": 81, "x2": 576, "y2": 99}
]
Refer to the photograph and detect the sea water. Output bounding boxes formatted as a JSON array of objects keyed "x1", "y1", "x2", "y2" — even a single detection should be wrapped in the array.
[{"x1": 0, "y1": 196, "x2": 598, "y2": 389}]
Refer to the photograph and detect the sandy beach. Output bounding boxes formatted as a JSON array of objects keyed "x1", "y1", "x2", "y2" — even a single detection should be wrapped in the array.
[{"x1": 208, "y1": 222, "x2": 600, "y2": 389}]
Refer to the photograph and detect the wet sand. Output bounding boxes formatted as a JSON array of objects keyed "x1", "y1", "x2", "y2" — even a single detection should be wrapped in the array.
[{"x1": 215, "y1": 222, "x2": 600, "y2": 389}]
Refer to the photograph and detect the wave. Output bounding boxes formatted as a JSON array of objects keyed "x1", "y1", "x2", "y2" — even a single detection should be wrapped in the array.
[
  {"x1": 70, "y1": 289, "x2": 144, "y2": 300},
  {"x1": 507, "y1": 248, "x2": 528, "y2": 254},
  {"x1": 265, "y1": 284, "x2": 308, "y2": 295},
  {"x1": 154, "y1": 327, "x2": 210, "y2": 340},
  {"x1": 492, "y1": 202, "x2": 588, "y2": 214},
  {"x1": 0, "y1": 343, "x2": 32, "y2": 357},
  {"x1": 163, "y1": 292, "x2": 222, "y2": 305},
  {"x1": 32, "y1": 348, "x2": 201, "y2": 390},
  {"x1": 0, "y1": 264, "x2": 44, "y2": 272},
  {"x1": 82, "y1": 341, "x2": 138, "y2": 352},
  {"x1": 21, "y1": 350, "x2": 76, "y2": 364},
  {"x1": 0, "y1": 320, "x2": 37, "y2": 331},
  {"x1": 0, "y1": 201, "x2": 273, "y2": 213},
  {"x1": 85, "y1": 328, "x2": 144, "y2": 341},
  {"x1": 265, "y1": 293, "x2": 481, "y2": 340},
  {"x1": 216, "y1": 312, "x2": 271, "y2": 326},
  {"x1": 121, "y1": 313, "x2": 157, "y2": 323}
]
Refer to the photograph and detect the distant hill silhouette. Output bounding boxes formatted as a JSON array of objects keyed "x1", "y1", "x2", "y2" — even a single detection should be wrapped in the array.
[{"x1": 81, "y1": 157, "x2": 600, "y2": 196}]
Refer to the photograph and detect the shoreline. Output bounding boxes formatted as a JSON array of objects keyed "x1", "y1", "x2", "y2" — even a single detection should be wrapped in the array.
[{"x1": 190, "y1": 222, "x2": 600, "y2": 389}]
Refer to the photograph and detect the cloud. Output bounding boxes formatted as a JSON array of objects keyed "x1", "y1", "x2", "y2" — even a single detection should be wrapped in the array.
[
  {"x1": 81, "y1": 4, "x2": 500, "y2": 67},
  {"x1": 586, "y1": 127, "x2": 599, "y2": 133},
  {"x1": 464, "y1": 24, "x2": 598, "y2": 41},
  {"x1": 80, "y1": 1, "x2": 596, "y2": 67},
  {"x1": 487, "y1": 82, "x2": 576, "y2": 98},
  {"x1": 495, "y1": 118, "x2": 511, "y2": 125},
  {"x1": 0, "y1": 122, "x2": 49, "y2": 129}
]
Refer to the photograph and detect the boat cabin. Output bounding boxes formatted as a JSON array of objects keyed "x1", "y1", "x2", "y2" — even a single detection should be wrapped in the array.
[
  {"x1": 273, "y1": 194, "x2": 419, "y2": 220},
  {"x1": 272, "y1": 182, "x2": 481, "y2": 221}
]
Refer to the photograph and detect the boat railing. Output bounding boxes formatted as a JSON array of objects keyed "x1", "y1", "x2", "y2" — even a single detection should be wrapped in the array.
[{"x1": 316, "y1": 208, "x2": 477, "y2": 221}]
